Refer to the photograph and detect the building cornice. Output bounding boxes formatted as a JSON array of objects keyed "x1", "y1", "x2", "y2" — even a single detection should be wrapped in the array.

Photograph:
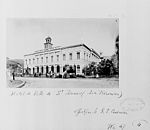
[{"x1": 24, "y1": 44, "x2": 100, "y2": 58}]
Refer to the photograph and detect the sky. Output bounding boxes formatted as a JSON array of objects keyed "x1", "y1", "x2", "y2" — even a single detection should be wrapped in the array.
[{"x1": 6, "y1": 18, "x2": 119, "y2": 59}]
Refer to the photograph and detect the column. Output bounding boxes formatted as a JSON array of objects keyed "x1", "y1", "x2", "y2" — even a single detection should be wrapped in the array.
[
  {"x1": 60, "y1": 65, "x2": 63, "y2": 74},
  {"x1": 43, "y1": 66, "x2": 46, "y2": 74},
  {"x1": 54, "y1": 65, "x2": 57, "y2": 73},
  {"x1": 49, "y1": 65, "x2": 51, "y2": 72},
  {"x1": 31, "y1": 67, "x2": 33, "y2": 74}
]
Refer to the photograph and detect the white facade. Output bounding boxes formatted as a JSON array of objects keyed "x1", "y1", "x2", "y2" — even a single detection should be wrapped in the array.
[{"x1": 24, "y1": 37, "x2": 100, "y2": 75}]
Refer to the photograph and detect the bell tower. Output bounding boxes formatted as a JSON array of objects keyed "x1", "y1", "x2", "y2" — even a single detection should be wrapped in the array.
[{"x1": 44, "y1": 36, "x2": 53, "y2": 49}]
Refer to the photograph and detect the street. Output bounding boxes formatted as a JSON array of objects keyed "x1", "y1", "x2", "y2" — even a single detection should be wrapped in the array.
[{"x1": 15, "y1": 77, "x2": 119, "y2": 88}]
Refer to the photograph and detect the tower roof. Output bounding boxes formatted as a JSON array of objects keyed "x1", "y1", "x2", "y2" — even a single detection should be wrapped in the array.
[{"x1": 45, "y1": 36, "x2": 51, "y2": 40}]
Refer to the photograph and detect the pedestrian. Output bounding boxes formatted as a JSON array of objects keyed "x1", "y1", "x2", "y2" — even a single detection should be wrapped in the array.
[{"x1": 12, "y1": 71, "x2": 15, "y2": 80}]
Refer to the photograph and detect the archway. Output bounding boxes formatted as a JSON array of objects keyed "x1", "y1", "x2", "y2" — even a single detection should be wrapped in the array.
[
  {"x1": 57, "y1": 65, "x2": 60, "y2": 73},
  {"x1": 33, "y1": 67, "x2": 35, "y2": 74},
  {"x1": 69, "y1": 65, "x2": 73, "y2": 73},
  {"x1": 37, "y1": 67, "x2": 39, "y2": 73},
  {"x1": 46, "y1": 66, "x2": 49, "y2": 73},
  {"x1": 41, "y1": 66, "x2": 44, "y2": 74},
  {"x1": 73, "y1": 65, "x2": 76, "y2": 74},
  {"x1": 51, "y1": 65, "x2": 54, "y2": 73},
  {"x1": 63, "y1": 66, "x2": 66, "y2": 72}
]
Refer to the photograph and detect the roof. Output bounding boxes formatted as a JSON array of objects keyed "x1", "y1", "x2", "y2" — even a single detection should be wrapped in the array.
[
  {"x1": 45, "y1": 36, "x2": 51, "y2": 40},
  {"x1": 24, "y1": 44, "x2": 100, "y2": 58}
]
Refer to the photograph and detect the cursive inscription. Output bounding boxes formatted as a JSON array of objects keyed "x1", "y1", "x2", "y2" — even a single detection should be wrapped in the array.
[
  {"x1": 9, "y1": 89, "x2": 122, "y2": 98},
  {"x1": 107, "y1": 123, "x2": 126, "y2": 130},
  {"x1": 74, "y1": 107, "x2": 128, "y2": 116}
]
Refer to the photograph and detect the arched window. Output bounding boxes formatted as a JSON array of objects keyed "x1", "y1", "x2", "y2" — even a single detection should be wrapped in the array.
[
  {"x1": 46, "y1": 57, "x2": 48, "y2": 63},
  {"x1": 69, "y1": 53, "x2": 72, "y2": 60},
  {"x1": 41, "y1": 57, "x2": 43, "y2": 63},
  {"x1": 63, "y1": 54, "x2": 66, "y2": 61},
  {"x1": 57, "y1": 55, "x2": 59, "y2": 61},
  {"x1": 51, "y1": 56, "x2": 53, "y2": 62}
]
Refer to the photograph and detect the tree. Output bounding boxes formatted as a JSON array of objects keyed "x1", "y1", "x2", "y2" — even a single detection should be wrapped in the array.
[
  {"x1": 96, "y1": 59, "x2": 115, "y2": 77},
  {"x1": 82, "y1": 62, "x2": 97, "y2": 76}
]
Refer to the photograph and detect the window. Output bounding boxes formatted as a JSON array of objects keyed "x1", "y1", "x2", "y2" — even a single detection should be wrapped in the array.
[
  {"x1": 77, "y1": 52, "x2": 80, "y2": 60},
  {"x1": 37, "y1": 58, "x2": 39, "y2": 64},
  {"x1": 28, "y1": 59, "x2": 31, "y2": 64},
  {"x1": 41, "y1": 57, "x2": 43, "y2": 63},
  {"x1": 25, "y1": 59, "x2": 27, "y2": 65},
  {"x1": 57, "y1": 55, "x2": 59, "y2": 61},
  {"x1": 87, "y1": 54, "x2": 88, "y2": 60},
  {"x1": 46, "y1": 57, "x2": 48, "y2": 63},
  {"x1": 33, "y1": 58, "x2": 35, "y2": 64},
  {"x1": 51, "y1": 56, "x2": 53, "y2": 62},
  {"x1": 77, "y1": 65, "x2": 80, "y2": 73},
  {"x1": 63, "y1": 54, "x2": 66, "y2": 61},
  {"x1": 69, "y1": 53, "x2": 72, "y2": 60}
]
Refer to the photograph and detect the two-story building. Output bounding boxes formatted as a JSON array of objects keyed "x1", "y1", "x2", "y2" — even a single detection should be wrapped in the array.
[{"x1": 24, "y1": 37, "x2": 100, "y2": 75}]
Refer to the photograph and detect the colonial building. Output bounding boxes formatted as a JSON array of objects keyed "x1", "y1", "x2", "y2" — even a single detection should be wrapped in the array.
[{"x1": 24, "y1": 37, "x2": 100, "y2": 75}]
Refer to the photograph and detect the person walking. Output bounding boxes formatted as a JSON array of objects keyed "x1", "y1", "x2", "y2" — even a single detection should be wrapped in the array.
[{"x1": 12, "y1": 71, "x2": 15, "y2": 80}]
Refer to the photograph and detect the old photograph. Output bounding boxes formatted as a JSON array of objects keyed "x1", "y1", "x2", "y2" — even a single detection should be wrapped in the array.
[{"x1": 6, "y1": 18, "x2": 119, "y2": 88}]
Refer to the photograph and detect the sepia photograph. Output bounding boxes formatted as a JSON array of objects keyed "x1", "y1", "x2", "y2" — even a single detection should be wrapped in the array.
[
  {"x1": 6, "y1": 18, "x2": 119, "y2": 88},
  {"x1": 2, "y1": 0, "x2": 150, "y2": 130}
]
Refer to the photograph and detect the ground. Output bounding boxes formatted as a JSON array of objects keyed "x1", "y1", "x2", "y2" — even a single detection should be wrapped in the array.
[
  {"x1": 9, "y1": 77, "x2": 119, "y2": 88},
  {"x1": 7, "y1": 79, "x2": 24, "y2": 88}
]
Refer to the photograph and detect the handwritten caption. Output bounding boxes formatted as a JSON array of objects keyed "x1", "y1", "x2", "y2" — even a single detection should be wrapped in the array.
[
  {"x1": 9, "y1": 89, "x2": 122, "y2": 98},
  {"x1": 74, "y1": 107, "x2": 128, "y2": 116}
]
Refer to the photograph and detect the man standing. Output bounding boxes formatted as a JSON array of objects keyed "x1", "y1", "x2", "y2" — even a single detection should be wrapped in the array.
[{"x1": 12, "y1": 70, "x2": 15, "y2": 80}]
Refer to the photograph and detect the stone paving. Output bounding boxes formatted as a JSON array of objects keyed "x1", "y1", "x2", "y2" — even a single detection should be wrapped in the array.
[
  {"x1": 14, "y1": 77, "x2": 119, "y2": 88},
  {"x1": 7, "y1": 80, "x2": 24, "y2": 88}
]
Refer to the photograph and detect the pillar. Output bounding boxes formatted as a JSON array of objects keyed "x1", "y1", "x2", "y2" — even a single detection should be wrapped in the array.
[{"x1": 54, "y1": 65, "x2": 57, "y2": 73}]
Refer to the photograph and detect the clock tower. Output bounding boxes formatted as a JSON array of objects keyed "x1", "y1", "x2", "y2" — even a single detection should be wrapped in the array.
[{"x1": 44, "y1": 36, "x2": 53, "y2": 49}]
